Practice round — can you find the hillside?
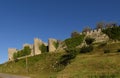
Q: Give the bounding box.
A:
[0,42,120,78]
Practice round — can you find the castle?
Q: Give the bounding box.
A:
[8,29,109,61]
[8,38,59,61]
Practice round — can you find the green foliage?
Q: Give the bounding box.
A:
[53,42,59,49]
[65,35,85,49]
[88,74,116,78]
[58,49,79,66]
[23,46,31,55]
[80,46,93,53]
[39,44,48,53]
[71,31,80,38]
[102,26,120,41]
[85,37,95,45]
[13,52,17,59]
[13,46,31,59]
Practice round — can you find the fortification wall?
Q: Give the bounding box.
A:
[8,29,110,61]
[34,38,42,55]
[84,29,109,43]
[48,38,57,52]
[8,48,17,61]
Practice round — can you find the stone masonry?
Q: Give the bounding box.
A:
[8,29,110,61]
[48,38,58,52]
[34,38,43,55]
[8,48,17,61]
[84,29,109,43]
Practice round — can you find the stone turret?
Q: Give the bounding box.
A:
[48,38,58,52]
[34,38,43,55]
[8,48,17,61]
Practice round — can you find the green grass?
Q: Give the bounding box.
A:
[57,53,120,78]
[0,42,120,78]
[0,52,64,78]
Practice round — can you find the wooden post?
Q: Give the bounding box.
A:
[26,56,28,73]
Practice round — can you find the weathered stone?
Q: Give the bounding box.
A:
[8,48,17,61]
[85,29,109,43]
[48,38,58,52]
[34,38,42,55]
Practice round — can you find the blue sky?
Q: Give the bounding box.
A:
[0,0,120,63]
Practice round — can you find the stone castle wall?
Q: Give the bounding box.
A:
[83,29,109,43]
[8,48,17,61]
[34,38,42,55]
[48,38,57,52]
[8,29,109,61]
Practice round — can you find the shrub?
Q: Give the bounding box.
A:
[71,31,80,38]
[65,35,85,49]
[58,48,79,66]
[102,26,120,41]
[53,41,59,49]
[39,44,48,53]
[104,49,110,53]
[80,46,93,53]
[13,46,31,59]
[85,37,95,45]
[13,52,17,59]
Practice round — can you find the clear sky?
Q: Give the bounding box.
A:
[0,0,120,64]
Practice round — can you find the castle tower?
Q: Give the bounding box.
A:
[48,38,57,52]
[8,48,17,61]
[34,38,42,55]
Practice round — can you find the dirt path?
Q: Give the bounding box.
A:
[0,73,30,78]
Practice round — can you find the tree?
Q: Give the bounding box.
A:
[23,46,31,55]
[39,44,48,53]
[96,22,105,29]
[102,26,120,41]
[82,26,91,32]
[71,31,80,38]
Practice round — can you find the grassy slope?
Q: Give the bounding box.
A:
[0,42,120,78]
[57,53,120,78]
[0,52,64,78]
[57,42,120,78]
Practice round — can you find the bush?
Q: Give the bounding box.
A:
[71,31,80,38]
[80,46,93,53]
[58,48,79,66]
[85,37,95,45]
[13,46,31,59]
[65,35,85,49]
[39,44,48,53]
[102,26,120,41]
[104,49,110,53]
[53,42,59,49]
